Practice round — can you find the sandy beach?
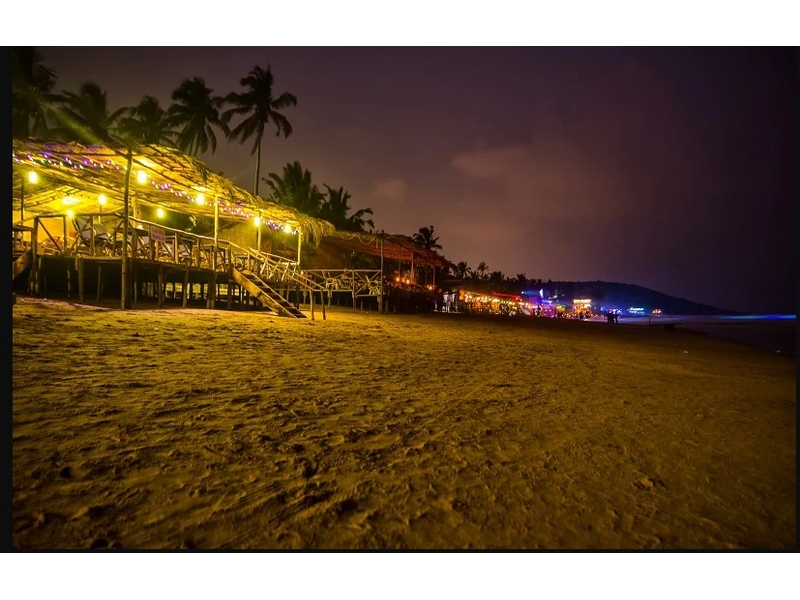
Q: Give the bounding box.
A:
[11,297,796,549]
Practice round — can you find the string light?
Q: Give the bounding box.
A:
[13,148,301,229]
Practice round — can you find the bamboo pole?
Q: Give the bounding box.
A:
[96,265,102,303]
[158,265,165,308]
[297,229,302,269]
[379,232,384,314]
[29,217,38,295]
[121,148,133,309]
[182,268,189,308]
[209,200,219,310]
[77,258,85,302]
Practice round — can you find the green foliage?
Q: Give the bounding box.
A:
[167,77,228,156]
[412,225,442,251]
[223,65,297,196]
[117,96,177,146]
[12,47,58,139]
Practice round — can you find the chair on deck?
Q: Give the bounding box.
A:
[72,218,112,254]
[159,237,192,264]
[110,221,151,258]
[129,226,151,258]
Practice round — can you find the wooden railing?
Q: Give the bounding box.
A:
[26,213,384,306]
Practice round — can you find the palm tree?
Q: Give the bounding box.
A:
[168,77,228,156]
[12,47,58,139]
[475,262,489,280]
[265,161,324,216]
[489,271,505,287]
[320,185,375,232]
[455,261,472,280]
[412,225,442,251]
[223,65,297,196]
[117,95,177,147]
[48,82,127,145]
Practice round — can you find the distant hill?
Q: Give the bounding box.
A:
[541,281,735,316]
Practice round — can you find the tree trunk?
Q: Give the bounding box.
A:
[254,135,262,196]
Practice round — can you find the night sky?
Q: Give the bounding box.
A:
[38,47,796,314]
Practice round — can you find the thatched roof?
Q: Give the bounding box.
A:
[12,139,336,244]
[322,230,452,269]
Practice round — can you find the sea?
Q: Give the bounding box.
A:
[619,314,797,358]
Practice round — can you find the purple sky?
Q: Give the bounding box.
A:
[39,47,796,313]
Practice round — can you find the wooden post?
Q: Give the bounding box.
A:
[297,229,302,269]
[29,217,38,295]
[96,265,102,303]
[158,265,165,308]
[310,287,315,321]
[352,270,356,311]
[322,290,326,320]
[19,175,25,225]
[133,268,138,304]
[121,148,133,309]
[227,279,233,310]
[182,268,189,307]
[77,258,85,302]
[379,232,384,314]
[66,259,72,298]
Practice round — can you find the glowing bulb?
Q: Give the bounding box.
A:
[157,207,165,218]
[254,216,261,227]
[28,171,39,184]
[98,194,107,206]
[283,224,292,234]
[195,193,205,205]
[66,209,74,217]
[136,170,148,184]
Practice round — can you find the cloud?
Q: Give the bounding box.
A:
[365,178,409,208]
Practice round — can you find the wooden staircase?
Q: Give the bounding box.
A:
[231,268,306,318]
[13,249,32,281]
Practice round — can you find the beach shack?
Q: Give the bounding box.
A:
[12,139,451,317]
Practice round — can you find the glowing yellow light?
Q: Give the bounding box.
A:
[195,193,205,205]
[283,224,292,234]
[28,171,39,184]
[61,196,79,205]
[98,194,107,206]
[395,277,400,282]
[66,209,74,217]
[136,170,148,184]
[157,207,165,218]
[254,216,262,227]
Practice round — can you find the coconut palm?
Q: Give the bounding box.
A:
[48,82,127,145]
[223,65,297,196]
[412,225,442,251]
[117,95,177,147]
[455,261,472,280]
[264,161,324,216]
[475,262,489,280]
[320,185,375,232]
[168,77,228,156]
[12,47,58,139]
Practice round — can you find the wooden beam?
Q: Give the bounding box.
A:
[121,148,133,309]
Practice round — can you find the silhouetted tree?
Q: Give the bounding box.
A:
[168,77,228,156]
[223,65,297,196]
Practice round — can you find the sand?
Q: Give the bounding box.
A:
[11,296,796,549]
